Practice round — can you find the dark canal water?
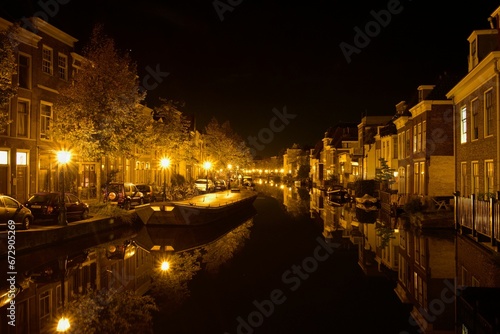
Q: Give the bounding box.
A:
[1,184,421,334]
[153,185,418,334]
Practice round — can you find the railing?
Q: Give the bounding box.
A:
[455,193,500,250]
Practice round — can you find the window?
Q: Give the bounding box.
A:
[461,106,467,143]
[414,162,419,194]
[392,137,399,159]
[471,99,479,140]
[485,90,494,136]
[406,130,410,157]
[414,235,420,265]
[422,121,426,152]
[16,152,27,165]
[39,290,52,330]
[58,53,68,80]
[17,100,29,138]
[485,160,494,195]
[18,54,31,89]
[417,123,422,152]
[413,125,417,152]
[40,103,52,140]
[461,162,468,197]
[472,162,479,195]
[42,46,53,75]
[419,162,425,195]
[398,167,406,194]
[0,151,7,165]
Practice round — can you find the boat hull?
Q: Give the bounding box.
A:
[135,190,258,226]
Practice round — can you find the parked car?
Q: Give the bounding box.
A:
[104,182,144,210]
[135,184,156,203]
[0,195,33,230]
[194,179,215,193]
[214,180,227,191]
[25,192,89,223]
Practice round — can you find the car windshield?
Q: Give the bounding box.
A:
[28,194,56,203]
[195,180,207,184]
[136,185,150,192]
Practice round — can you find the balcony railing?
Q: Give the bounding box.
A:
[455,193,500,249]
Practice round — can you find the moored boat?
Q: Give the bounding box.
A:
[135,189,258,226]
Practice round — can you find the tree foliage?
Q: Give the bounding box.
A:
[375,158,395,188]
[65,288,158,334]
[0,25,18,133]
[52,24,147,160]
[204,117,252,171]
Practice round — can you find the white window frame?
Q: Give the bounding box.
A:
[18,52,32,89]
[471,98,479,141]
[471,161,479,195]
[485,89,494,137]
[16,99,30,138]
[461,106,467,143]
[42,45,53,75]
[40,101,52,140]
[485,160,494,195]
[58,53,68,80]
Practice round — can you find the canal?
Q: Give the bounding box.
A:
[0,184,422,333]
[153,184,418,334]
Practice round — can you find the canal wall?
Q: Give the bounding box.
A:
[0,215,136,256]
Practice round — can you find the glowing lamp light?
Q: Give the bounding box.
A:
[203,161,212,170]
[56,317,70,332]
[160,158,171,169]
[56,150,71,164]
[161,261,170,271]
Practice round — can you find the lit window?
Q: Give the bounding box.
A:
[485,160,494,195]
[16,152,27,165]
[461,106,467,143]
[0,151,7,165]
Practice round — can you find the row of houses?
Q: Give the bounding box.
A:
[0,16,211,204]
[292,5,500,334]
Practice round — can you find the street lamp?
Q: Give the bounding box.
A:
[56,255,70,332]
[160,158,171,201]
[203,161,212,192]
[56,150,71,226]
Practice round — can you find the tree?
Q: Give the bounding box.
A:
[204,117,252,171]
[0,25,18,133]
[52,24,147,160]
[375,158,395,189]
[297,164,310,180]
[65,288,158,334]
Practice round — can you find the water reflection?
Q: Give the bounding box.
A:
[254,179,311,218]
[0,208,256,333]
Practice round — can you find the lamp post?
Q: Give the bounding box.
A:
[203,161,212,192]
[56,255,70,332]
[56,150,71,226]
[160,158,171,201]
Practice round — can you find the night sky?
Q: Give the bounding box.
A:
[1,0,499,157]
